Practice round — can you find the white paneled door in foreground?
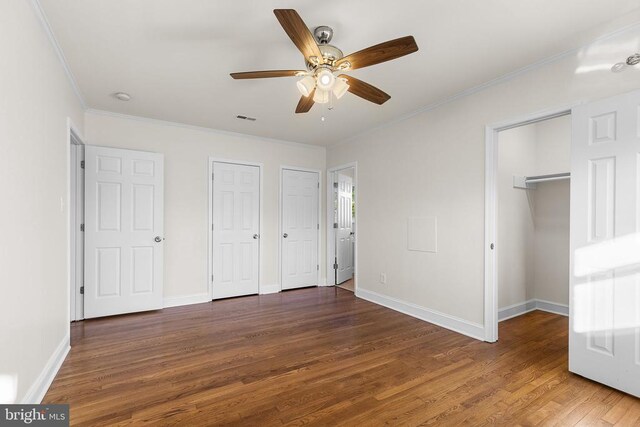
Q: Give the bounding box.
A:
[212,162,260,299]
[282,169,319,290]
[570,90,640,397]
[84,146,164,318]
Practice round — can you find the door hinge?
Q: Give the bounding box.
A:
[80,223,85,232]
[317,224,319,230]
[333,182,338,189]
[333,262,338,270]
[80,286,84,294]
[317,264,319,271]
[317,182,320,189]
[80,160,85,169]
[333,223,338,229]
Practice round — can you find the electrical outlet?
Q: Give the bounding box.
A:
[380,273,387,284]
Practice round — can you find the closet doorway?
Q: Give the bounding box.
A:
[496,114,571,329]
[485,109,572,342]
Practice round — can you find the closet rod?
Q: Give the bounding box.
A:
[525,172,570,184]
[513,172,570,189]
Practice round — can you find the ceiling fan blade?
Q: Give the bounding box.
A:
[339,75,390,105]
[230,70,305,79]
[296,89,315,113]
[274,9,323,62]
[336,36,418,70]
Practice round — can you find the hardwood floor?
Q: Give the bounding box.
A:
[337,277,354,292]
[45,287,639,426]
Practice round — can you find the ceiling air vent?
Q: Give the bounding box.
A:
[236,115,257,121]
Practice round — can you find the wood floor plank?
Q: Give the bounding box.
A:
[43,288,639,426]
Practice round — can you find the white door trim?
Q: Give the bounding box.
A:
[326,162,358,292]
[483,104,578,342]
[208,157,263,300]
[279,166,322,291]
[67,118,85,322]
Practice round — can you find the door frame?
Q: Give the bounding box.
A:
[483,104,577,342]
[278,166,322,291]
[326,162,358,291]
[208,157,263,300]
[68,118,85,322]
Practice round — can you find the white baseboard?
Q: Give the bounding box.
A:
[356,288,485,341]
[499,299,568,321]
[21,332,70,404]
[535,299,569,316]
[498,299,537,321]
[259,284,281,294]
[163,293,210,308]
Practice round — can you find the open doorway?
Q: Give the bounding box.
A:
[485,110,572,341]
[327,163,357,292]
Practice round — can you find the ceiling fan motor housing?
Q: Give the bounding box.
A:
[314,26,333,44]
[303,26,344,70]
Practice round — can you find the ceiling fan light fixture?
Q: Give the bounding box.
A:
[313,89,330,104]
[332,78,349,99]
[296,76,316,97]
[316,69,336,91]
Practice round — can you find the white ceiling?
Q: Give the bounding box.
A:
[39,0,640,146]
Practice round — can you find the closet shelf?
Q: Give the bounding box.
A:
[513,172,570,189]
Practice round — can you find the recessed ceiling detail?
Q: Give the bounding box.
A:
[114,92,131,101]
[611,53,640,73]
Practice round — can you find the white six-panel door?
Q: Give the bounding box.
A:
[212,162,260,299]
[336,172,354,284]
[570,90,640,397]
[84,146,164,318]
[282,169,319,290]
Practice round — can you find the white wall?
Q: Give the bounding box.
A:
[533,116,571,305]
[0,1,84,403]
[497,115,571,311]
[533,180,570,305]
[327,26,640,328]
[84,112,327,301]
[497,125,537,309]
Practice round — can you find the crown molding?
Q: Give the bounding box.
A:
[85,109,326,151]
[30,0,87,109]
[329,20,640,149]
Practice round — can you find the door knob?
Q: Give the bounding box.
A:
[283,233,288,238]
[253,234,259,239]
[154,236,163,243]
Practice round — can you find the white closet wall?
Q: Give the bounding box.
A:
[532,117,571,306]
[498,115,570,313]
[497,125,537,309]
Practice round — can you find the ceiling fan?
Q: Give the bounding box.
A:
[230,9,419,113]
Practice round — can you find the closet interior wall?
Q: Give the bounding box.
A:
[497,115,571,316]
